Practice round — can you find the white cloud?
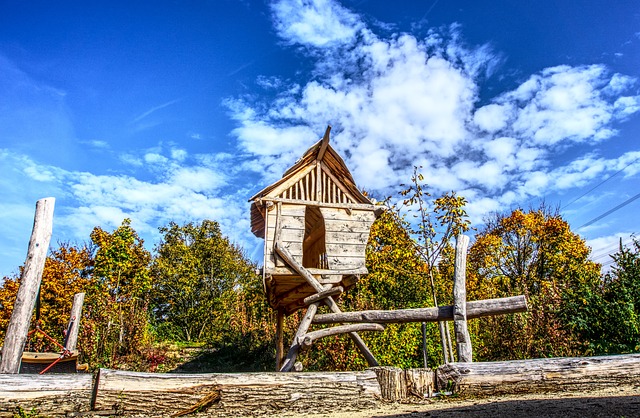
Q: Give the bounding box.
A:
[270,0,364,47]
[228,1,640,236]
[474,104,512,133]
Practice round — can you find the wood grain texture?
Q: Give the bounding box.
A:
[0,373,92,417]
[313,295,528,324]
[436,353,640,395]
[92,368,381,416]
[452,235,471,362]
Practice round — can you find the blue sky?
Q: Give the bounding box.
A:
[1,0,639,277]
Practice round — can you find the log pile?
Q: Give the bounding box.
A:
[1,354,640,416]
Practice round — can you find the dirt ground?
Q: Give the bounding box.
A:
[277,385,640,418]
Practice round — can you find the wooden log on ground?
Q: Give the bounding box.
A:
[0,373,92,417]
[452,235,472,362]
[92,368,381,416]
[313,295,528,324]
[0,198,55,374]
[436,353,640,395]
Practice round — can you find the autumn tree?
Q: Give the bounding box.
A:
[466,206,601,360]
[0,243,93,352]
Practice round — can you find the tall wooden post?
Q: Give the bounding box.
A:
[275,309,285,371]
[0,198,55,374]
[65,292,85,352]
[452,234,472,362]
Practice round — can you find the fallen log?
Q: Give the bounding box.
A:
[91,368,381,416]
[312,295,527,324]
[0,373,92,417]
[436,353,640,395]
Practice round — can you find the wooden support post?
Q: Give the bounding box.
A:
[0,198,55,374]
[65,292,85,352]
[275,243,379,367]
[280,302,320,372]
[453,235,472,362]
[275,309,285,371]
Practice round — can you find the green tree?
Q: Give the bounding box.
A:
[151,220,259,343]
[565,236,640,355]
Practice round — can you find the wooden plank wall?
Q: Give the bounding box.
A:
[265,204,305,271]
[320,208,375,270]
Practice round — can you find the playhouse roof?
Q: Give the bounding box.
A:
[249,126,374,238]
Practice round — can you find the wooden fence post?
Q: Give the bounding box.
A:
[452,234,472,362]
[65,292,85,352]
[0,198,55,374]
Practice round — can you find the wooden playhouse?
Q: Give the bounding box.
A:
[249,126,383,370]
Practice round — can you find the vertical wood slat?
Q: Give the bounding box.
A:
[453,234,472,362]
[0,197,55,374]
[315,163,321,201]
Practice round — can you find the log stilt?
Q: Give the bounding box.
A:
[275,243,379,367]
[280,302,320,372]
[275,309,285,371]
[64,292,85,352]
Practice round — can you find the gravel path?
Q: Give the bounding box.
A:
[276,385,640,418]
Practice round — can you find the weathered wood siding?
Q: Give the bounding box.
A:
[320,208,375,270]
[265,204,305,271]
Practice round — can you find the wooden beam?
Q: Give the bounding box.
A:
[317,125,331,162]
[258,197,375,211]
[301,323,384,348]
[303,286,344,306]
[0,198,55,374]
[274,243,379,367]
[312,295,528,324]
[275,309,285,371]
[452,235,471,362]
[280,302,320,372]
[436,353,640,395]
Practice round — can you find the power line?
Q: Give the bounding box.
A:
[578,191,640,230]
[590,238,635,260]
[562,156,640,211]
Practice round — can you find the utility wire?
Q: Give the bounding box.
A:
[562,156,640,210]
[578,191,640,230]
